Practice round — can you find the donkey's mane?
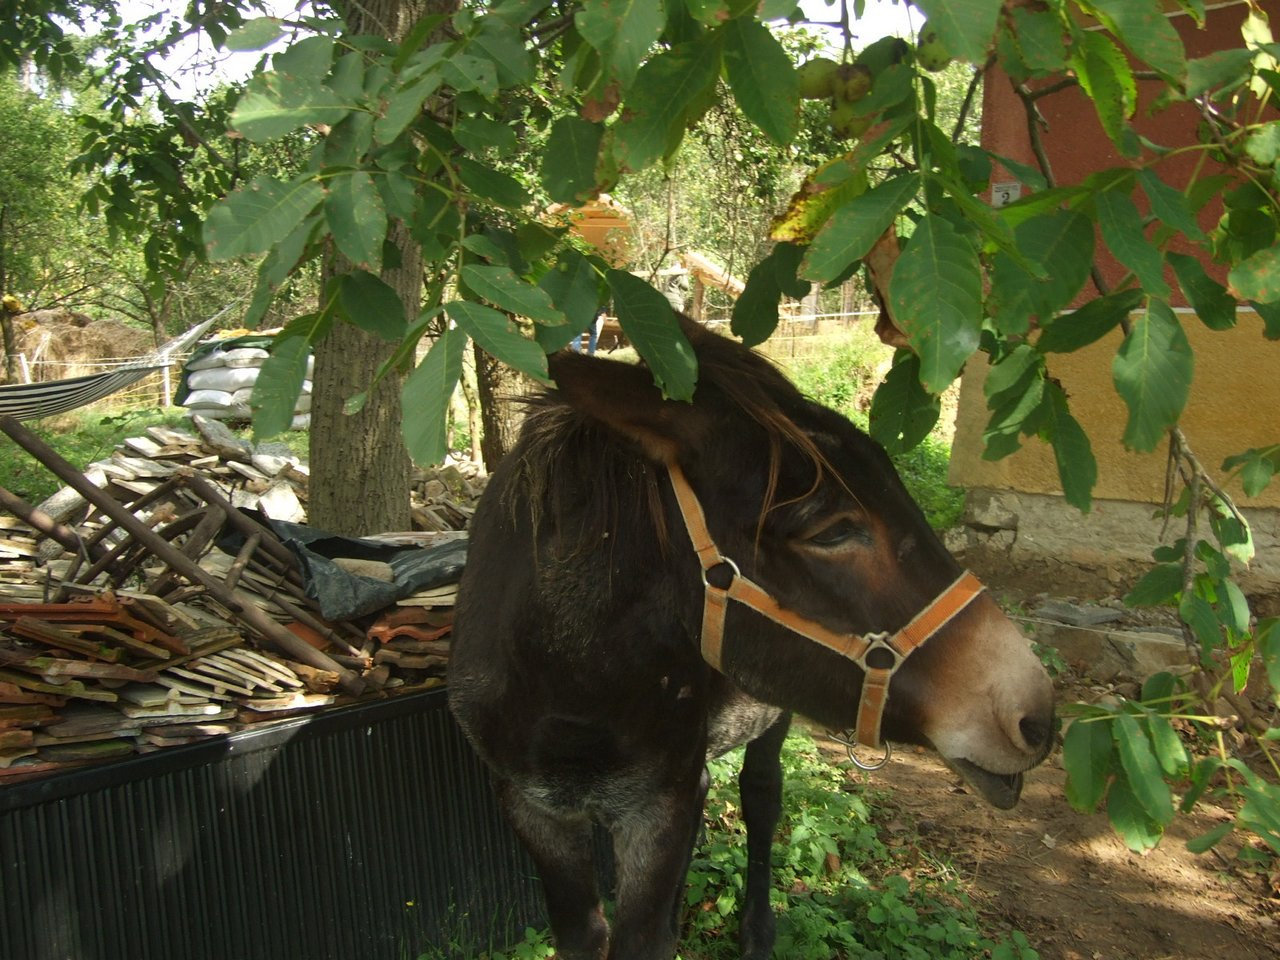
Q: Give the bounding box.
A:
[502,328,829,560]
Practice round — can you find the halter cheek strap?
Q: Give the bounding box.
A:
[667,463,985,751]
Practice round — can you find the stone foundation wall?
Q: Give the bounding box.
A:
[950,488,1280,614]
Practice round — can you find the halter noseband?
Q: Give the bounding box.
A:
[667,463,985,760]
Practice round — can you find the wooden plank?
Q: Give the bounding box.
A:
[0,669,118,703]
[8,617,123,662]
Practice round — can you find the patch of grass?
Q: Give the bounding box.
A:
[677,732,1037,960]
[783,335,965,531]
[0,406,308,503]
[1,408,187,502]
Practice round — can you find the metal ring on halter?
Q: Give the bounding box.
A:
[827,729,892,771]
[701,555,740,590]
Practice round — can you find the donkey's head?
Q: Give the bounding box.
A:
[548,319,1055,807]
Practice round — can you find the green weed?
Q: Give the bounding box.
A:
[676,732,1037,959]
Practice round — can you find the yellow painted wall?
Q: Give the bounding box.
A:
[949,310,1280,509]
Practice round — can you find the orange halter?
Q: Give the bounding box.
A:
[667,463,985,760]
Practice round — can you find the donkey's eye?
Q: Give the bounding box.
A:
[804,516,866,548]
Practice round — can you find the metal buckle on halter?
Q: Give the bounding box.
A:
[851,631,902,675]
[827,728,893,771]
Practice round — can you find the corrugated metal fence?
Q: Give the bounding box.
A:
[0,690,545,960]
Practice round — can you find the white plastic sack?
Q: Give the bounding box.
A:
[187,366,260,392]
[183,388,234,407]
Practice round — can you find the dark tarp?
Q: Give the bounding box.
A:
[221,513,467,621]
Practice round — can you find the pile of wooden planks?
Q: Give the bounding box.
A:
[0,415,475,782]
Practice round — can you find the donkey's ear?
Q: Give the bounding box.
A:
[547,350,706,464]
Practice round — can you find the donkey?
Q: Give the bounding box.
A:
[448,316,1055,960]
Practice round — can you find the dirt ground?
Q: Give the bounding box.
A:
[844,674,1280,960]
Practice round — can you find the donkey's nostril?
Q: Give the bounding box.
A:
[1018,714,1054,753]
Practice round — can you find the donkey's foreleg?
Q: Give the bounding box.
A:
[496,780,609,960]
[607,768,709,960]
[737,713,790,960]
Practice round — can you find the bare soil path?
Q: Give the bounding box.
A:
[848,695,1279,960]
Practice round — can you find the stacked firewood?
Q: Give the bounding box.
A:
[0,415,478,781]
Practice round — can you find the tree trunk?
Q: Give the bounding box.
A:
[0,204,15,383]
[309,228,417,537]
[472,342,525,470]
[308,0,446,536]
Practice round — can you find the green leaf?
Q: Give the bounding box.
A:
[402,325,467,467]
[1008,6,1068,74]
[1115,711,1174,824]
[769,158,870,246]
[1223,447,1279,497]
[913,0,1002,64]
[244,212,322,328]
[982,345,1045,460]
[1228,242,1280,304]
[375,73,442,145]
[732,242,807,347]
[470,15,534,87]
[537,250,606,352]
[1036,288,1142,353]
[1062,717,1113,812]
[225,17,283,52]
[1180,591,1222,654]
[607,269,697,401]
[1039,381,1097,512]
[337,271,405,342]
[274,35,334,80]
[1186,821,1234,854]
[1141,671,1177,704]
[441,53,498,98]
[887,213,983,393]
[1181,755,1225,813]
[461,264,565,326]
[722,16,797,146]
[325,170,386,270]
[988,209,1094,334]
[1106,776,1163,852]
[1095,186,1171,298]
[446,300,549,382]
[576,0,666,89]
[205,174,325,261]
[1138,169,1205,242]
[869,351,941,455]
[1167,252,1237,330]
[801,174,919,284]
[251,334,313,440]
[1254,299,1280,339]
[1145,713,1189,777]
[1088,0,1186,79]
[1244,120,1280,168]
[1184,47,1254,97]
[610,39,721,174]
[541,116,605,204]
[1112,300,1193,452]
[325,111,376,167]
[1257,619,1280,693]
[455,157,529,209]
[1070,29,1136,150]
[1125,562,1184,607]
[454,116,518,155]
[232,71,353,142]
